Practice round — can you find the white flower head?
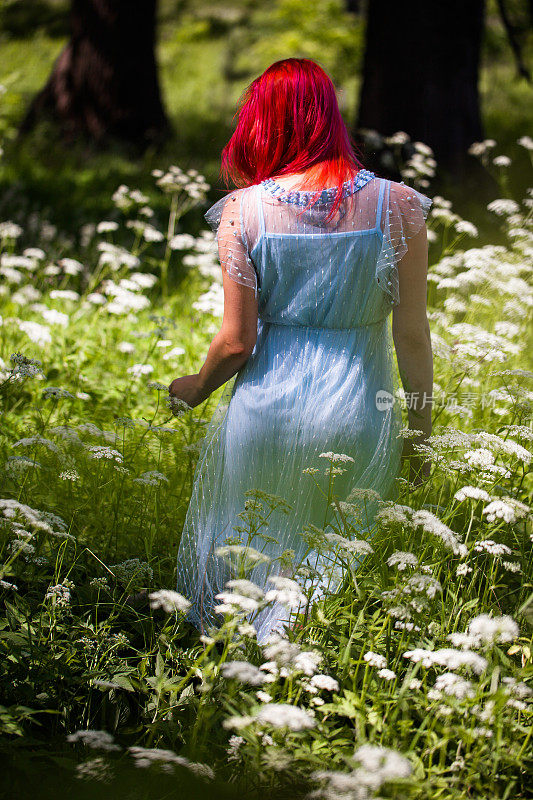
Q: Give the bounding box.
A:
[148,589,191,614]
[220,661,267,686]
[364,651,387,669]
[265,574,306,609]
[309,674,339,692]
[67,729,121,752]
[255,703,315,731]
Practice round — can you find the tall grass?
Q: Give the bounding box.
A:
[0,81,532,798]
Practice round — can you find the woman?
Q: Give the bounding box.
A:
[169,58,433,643]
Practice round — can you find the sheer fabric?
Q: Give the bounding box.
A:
[176,172,432,643]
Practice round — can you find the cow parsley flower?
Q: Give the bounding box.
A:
[318,452,355,463]
[429,672,475,700]
[49,289,80,302]
[45,582,74,607]
[454,486,492,503]
[473,539,512,556]
[134,470,169,486]
[255,703,315,731]
[214,592,261,615]
[18,320,52,347]
[127,363,154,378]
[87,446,123,463]
[353,743,412,788]
[447,613,519,649]
[225,579,265,601]
[309,674,339,692]
[220,661,267,686]
[148,590,191,614]
[387,550,418,570]
[67,729,121,752]
[378,669,396,681]
[482,498,530,524]
[127,746,214,779]
[293,650,322,677]
[364,652,387,669]
[265,575,306,609]
[411,509,465,555]
[403,647,487,675]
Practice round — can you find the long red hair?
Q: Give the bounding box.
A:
[220,58,366,220]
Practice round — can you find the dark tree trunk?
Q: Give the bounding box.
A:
[19,0,170,148]
[345,0,361,14]
[356,0,486,177]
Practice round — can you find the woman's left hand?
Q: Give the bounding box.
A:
[168,374,205,409]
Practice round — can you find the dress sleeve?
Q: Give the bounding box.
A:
[375,180,433,307]
[204,187,260,298]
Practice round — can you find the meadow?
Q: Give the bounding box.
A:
[1,4,533,797]
[1,123,532,797]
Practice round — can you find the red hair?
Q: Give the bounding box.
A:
[220,58,366,220]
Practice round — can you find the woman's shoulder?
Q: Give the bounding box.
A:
[385,179,433,218]
[204,186,259,234]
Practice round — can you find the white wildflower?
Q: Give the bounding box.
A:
[87,446,123,463]
[474,539,512,556]
[482,498,530,524]
[256,703,315,731]
[430,672,475,700]
[67,729,121,752]
[18,320,52,347]
[220,661,267,686]
[318,452,355,463]
[148,590,191,614]
[387,550,418,570]
[447,613,519,649]
[265,575,306,609]
[127,363,154,378]
[378,668,396,681]
[403,647,487,675]
[411,509,465,555]
[224,579,265,601]
[309,674,339,692]
[49,289,80,301]
[454,486,492,503]
[97,221,119,233]
[45,579,75,605]
[364,652,387,669]
[118,341,136,354]
[214,592,261,615]
[162,346,186,360]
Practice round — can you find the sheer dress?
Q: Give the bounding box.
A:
[176,170,433,642]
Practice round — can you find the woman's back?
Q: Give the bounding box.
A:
[176,169,433,643]
[208,171,432,329]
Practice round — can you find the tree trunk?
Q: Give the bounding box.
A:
[19,0,170,148]
[356,0,486,177]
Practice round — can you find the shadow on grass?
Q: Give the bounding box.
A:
[4,743,314,800]
[1,0,70,38]
[0,111,236,235]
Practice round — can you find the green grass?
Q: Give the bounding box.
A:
[0,156,531,798]
[0,3,532,797]
[1,0,529,239]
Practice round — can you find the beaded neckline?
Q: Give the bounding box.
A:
[260,169,376,206]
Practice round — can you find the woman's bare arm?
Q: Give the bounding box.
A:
[193,272,258,404]
[391,223,433,481]
[169,190,258,409]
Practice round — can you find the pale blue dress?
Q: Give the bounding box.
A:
[176,170,432,643]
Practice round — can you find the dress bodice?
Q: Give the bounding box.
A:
[204,172,433,328]
[251,178,388,328]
